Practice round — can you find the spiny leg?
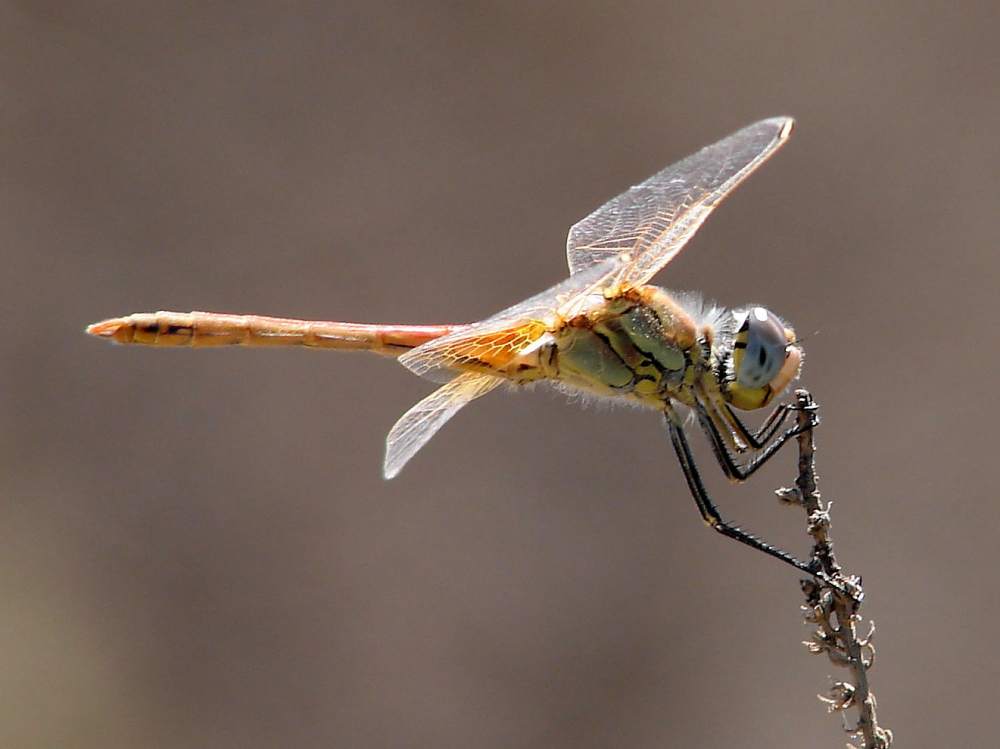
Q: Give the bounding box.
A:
[696,392,791,457]
[723,401,792,450]
[697,409,795,482]
[663,403,818,574]
[701,387,794,453]
[698,398,816,482]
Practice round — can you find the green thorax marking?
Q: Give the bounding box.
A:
[547,292,706,407]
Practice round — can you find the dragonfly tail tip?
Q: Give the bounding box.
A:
[86,318,128,343]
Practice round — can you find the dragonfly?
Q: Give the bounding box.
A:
[89,116,816,573]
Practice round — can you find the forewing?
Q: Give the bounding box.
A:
[566,117,793,285]
[383,372,502,478]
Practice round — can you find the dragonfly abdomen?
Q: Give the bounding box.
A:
[87,311,461,356]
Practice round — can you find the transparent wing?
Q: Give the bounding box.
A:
[398,118,793,386]
[383,371,502,478]
[566,117,794,285]
[398,258,626,382]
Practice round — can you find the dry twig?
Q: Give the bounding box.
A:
[775,390,892,749]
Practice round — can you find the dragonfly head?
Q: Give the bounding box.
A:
[725,306,802,410]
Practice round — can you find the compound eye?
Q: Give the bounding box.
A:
[736,307,789,388]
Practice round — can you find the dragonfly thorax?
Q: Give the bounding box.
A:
[528,286,710,408]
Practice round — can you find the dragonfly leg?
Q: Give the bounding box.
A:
[700,386,795,452]
[727,401,793,449]
[663,405,818,574]
[697,399,818,482]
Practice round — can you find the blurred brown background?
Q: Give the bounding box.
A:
[4,2,999,747]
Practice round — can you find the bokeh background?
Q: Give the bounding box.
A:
[4,3,999,747]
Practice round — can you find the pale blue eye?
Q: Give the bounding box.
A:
[737,307,788,388]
